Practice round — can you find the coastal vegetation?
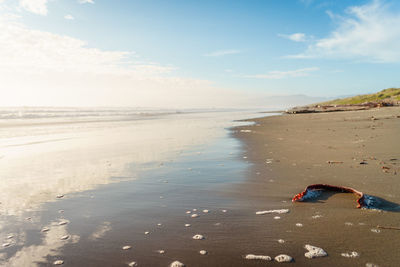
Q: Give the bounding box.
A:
[320,88,400,105]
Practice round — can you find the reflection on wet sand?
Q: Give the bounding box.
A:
[4,221,79,267]
[0,110,262,266]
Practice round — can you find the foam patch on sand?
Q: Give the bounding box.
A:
[245,254,271,261]
[304,244,327,258]
[341,251,359,258]
[274,254,293,262]
[256,209,289,215]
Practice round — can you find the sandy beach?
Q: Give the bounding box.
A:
[1,107,399,266]
[232,106,400,266]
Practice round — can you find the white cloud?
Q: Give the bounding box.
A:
[291,0,400,62]
[204,49,240,57]
[246,67,319,79]
[0,14,251,108]
[64,14,74,20]
[278,33,306,42]
[78,0,94,4]
[19,0,48,15]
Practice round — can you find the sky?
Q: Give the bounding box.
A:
[1,0,400,108]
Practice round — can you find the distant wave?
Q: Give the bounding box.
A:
[0,107,184,120]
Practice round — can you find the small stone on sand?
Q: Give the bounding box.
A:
[7,235,14,239]
[274,254,293,262]
[144,231,150,235]
[345,222,353,226]
[58,221,68,226]
[202,209,209,213]
[304,244,328,258]
[170,261,185,267]
[312,215,322,219]
[277,239,285,244]
[191,214,199,218]
[58,210,64,213]
[128,262,137,267]
[60,235,69,240]
[2,243,11,248]
[56,195,64,199]
[371,228,380,233]
[192,234,205,240]
[41,227,50,232]
[157,223,162,226]
[186,211,191,214]
[158,250,165,254]
[53,260,64,265]
[122,246,132,250]
[184,224,191,227]
[222,209,227,213]
[256,209,289,215]
[192,209,197,211]
[199,250,207,255]
[245,254,271,261]
[341,251,359,258]
[295,223,303,227]
[365,263,379,267]
[274,216,281,220]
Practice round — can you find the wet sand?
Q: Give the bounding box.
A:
[232,106,400,267]
[1,108,399,266]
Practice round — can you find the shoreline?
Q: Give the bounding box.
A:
[232,106,400,266]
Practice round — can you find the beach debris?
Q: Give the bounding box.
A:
[144,231,150,235]
[360,161,368,165]
[184,224,191,227]
[240,130,252,133]
[2,243,11,248]
[41,227,50,232]
[345,222,353,226]
[60,235,70,240]
[295,223,303,227]
[326,161,344,164]
[157,250,165,254]
[370,228,380,233]
[341,251,359,258]
[192,234,205,240]
[274,254,293,262]
[199,250,207,255]
[274,216,281,220]
[245,254,271,261]
[170,261,185,267]
[202,209,209,213]
[122,245,132,250]
[365,263,379,267]
[292,184,371,209]
[304,244,328,258]
[128,262,137,267]
[58,221,68,226]
[277,239,285,244]
[56,195,64,199]
[53,260,64,265]
[377,225,400,230]
[256,209,289,215]
[191,214,199,218]
[222,209,227,213]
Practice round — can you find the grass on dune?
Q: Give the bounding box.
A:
[320,88,400,105]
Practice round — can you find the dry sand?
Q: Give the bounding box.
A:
[232,106,400,266]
